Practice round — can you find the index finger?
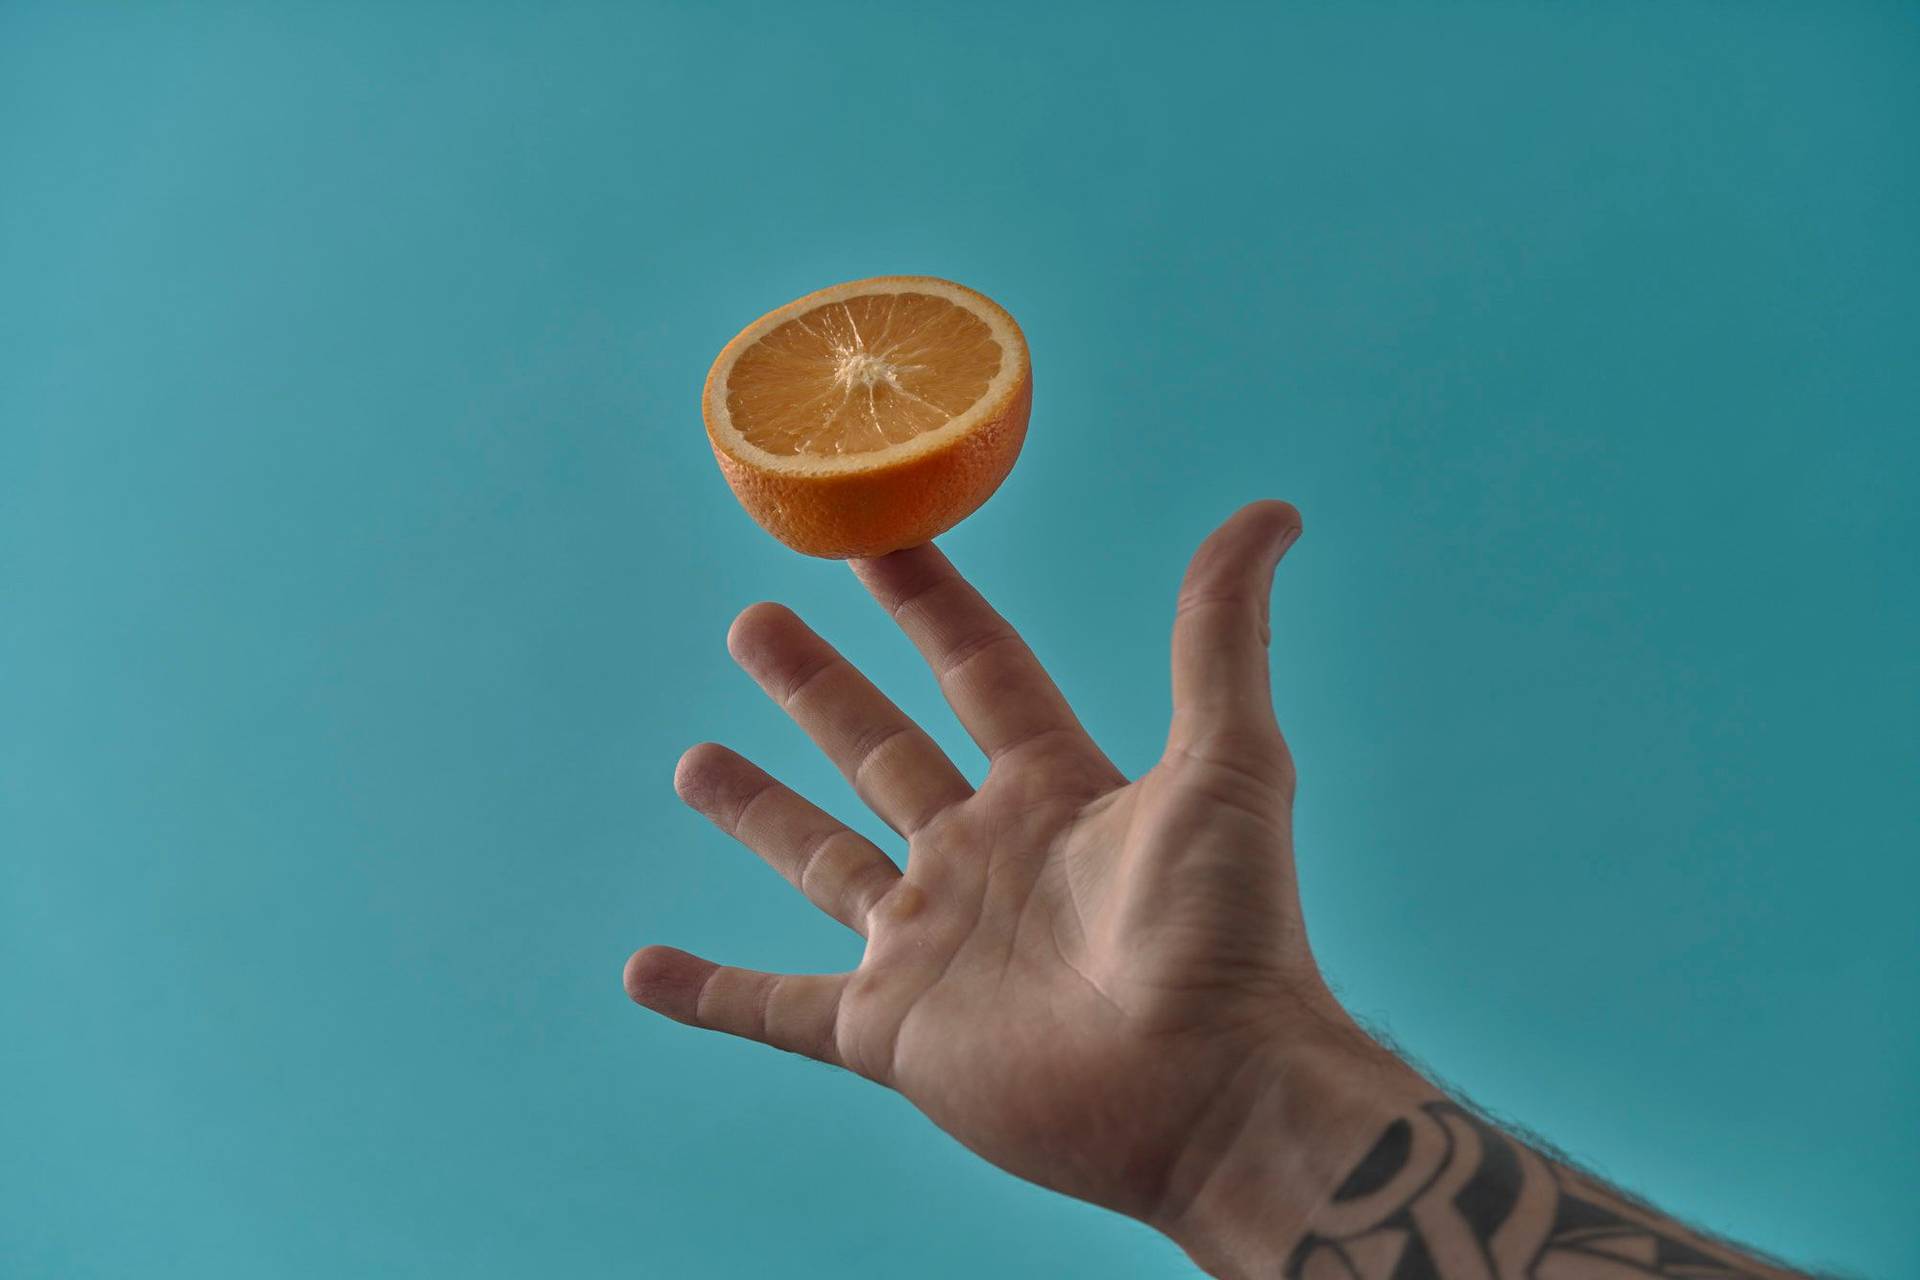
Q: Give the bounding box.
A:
[850,544,1108,770]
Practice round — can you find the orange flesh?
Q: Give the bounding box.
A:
[725,291,1004,458]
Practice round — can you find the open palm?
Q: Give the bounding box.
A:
[627,500,1357,1227]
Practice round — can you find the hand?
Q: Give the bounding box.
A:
[625,501,1416,1250]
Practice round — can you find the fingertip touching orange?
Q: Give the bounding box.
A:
[702,275,1032,559]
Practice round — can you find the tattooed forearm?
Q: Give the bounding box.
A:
[1284,1103,1784,1280]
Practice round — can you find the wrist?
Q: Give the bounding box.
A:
[1152,1015,1438,1280]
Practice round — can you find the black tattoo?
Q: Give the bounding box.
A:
[1285,1102,1767,1279]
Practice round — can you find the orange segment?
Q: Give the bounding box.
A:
[703,276,1032,558]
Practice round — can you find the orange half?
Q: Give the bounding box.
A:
[702,275,1032,558]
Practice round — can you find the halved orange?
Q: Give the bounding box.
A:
[702,275,1032,559]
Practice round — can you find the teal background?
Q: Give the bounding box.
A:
[4,2,1916,1276]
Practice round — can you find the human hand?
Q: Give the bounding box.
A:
[625,501,1425,1258]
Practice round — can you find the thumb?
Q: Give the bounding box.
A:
[1165,499,1302,756]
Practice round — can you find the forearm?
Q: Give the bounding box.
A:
[1156,1031,1811,1280]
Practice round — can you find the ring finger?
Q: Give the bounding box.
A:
[726,601,972,837]
[674,742,902,935]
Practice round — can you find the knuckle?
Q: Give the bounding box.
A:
[936,626,1021,682]
[793,827,848,898]
[1170,728,1292,789]
[848,723,913,784]
[843,965,890,1006]
[1173,588,1254,621]
[883,566,955,623]
[872,880,926,928]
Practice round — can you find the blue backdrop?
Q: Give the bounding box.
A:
[4,3,1915,1276]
